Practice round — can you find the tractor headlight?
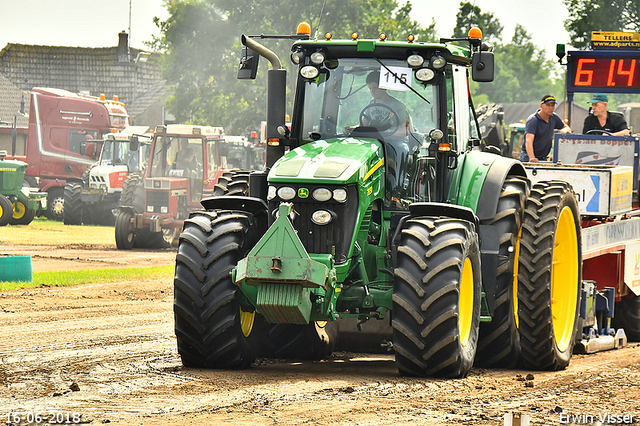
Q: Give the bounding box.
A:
[416,68,435,82]
[267,185,277,200]
[277,186,296,200]
[332,188,348,203]
[311,209,332,225]
[431,54,446,69]
[147,205,154,213]
[300,66,319,79]
[312,187,332,202]
[310,51,325,65]
[160,206,168,213]
[407,54,424,67]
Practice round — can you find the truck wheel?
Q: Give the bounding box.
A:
[63,182,83,225]
[174,210,263,369]
[10,200,36,225]
[475,176,528,368]
[0,195,14,226]
[259,321,339,360]
[115,211,136,250]
[46,188,64,221]
[518,181,581,370]
[393,217,482,378]
[612,295,640,342]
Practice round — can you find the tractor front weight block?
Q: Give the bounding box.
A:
[234,203,331,324]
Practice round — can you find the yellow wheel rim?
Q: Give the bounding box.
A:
[551,206,579,352]
[13,201,26,220]
[240,308,255,338]
[459,257,474,346]
[513,228,522,329]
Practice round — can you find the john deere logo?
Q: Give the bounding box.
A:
[298,188,309,198]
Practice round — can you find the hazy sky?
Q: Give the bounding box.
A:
[0,0,571,60]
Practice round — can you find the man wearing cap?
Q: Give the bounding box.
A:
[520,95,571,163]
[582,93,630,136]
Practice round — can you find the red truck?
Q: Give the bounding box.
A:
[17,88,129,220]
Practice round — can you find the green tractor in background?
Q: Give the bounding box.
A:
[173,25,583,377]
[0,151,47,225]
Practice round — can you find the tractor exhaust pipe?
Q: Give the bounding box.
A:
[241,35,286,168]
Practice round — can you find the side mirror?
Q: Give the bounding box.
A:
[84,141,96,157]
[471,51,494,82]
[129,135,139,152]
[237,46,260,80]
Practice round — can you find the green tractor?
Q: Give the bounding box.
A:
[0,151,47,225]
[173,26,583,377]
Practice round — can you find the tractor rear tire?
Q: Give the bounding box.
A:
[115,211,136,250]
[0,194,13,226]
[63,182,83,225]
[174,210,264,369]
[10,200,36,225]
[225,171,250,196]
[612,295,640,342]
[518,181,582,370]
[259,321,339,360]
[119,172,144,212]
[474,176,528,368]
[393,217,482,378]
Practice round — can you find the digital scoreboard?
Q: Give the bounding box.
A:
[567,50,640,93]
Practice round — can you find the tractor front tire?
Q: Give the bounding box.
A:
[10,200,36,225]
[518,181,582,370]
[0,195,14,226]
[393,217,482,378]
[63,182,83,225]
[475,176,528,368]
[115,211,136,250]
[173,210,263,369]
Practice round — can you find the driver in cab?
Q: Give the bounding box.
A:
[362,70,411,136]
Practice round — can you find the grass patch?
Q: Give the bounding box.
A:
[0,217,115,246]
[0,264,175,291]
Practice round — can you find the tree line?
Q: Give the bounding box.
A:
[147,0,639,134]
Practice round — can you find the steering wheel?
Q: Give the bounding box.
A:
[359,103,400,136]
[586,129,613,136]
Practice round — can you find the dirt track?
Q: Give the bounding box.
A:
[1,243,640,425]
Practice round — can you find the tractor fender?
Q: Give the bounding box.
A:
[475,156,527,221]
[200,195,269,223]
[390,202,480,270]
[407,201,479,229]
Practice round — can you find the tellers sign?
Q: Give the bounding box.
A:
[567,50,640,93]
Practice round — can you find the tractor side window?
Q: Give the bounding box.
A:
[300,71,329,143]
[445,68,457,151]
[469,103,480,140]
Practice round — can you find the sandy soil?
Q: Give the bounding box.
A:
[1,243,639,425]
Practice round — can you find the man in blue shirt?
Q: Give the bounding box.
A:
[519,95,571,163]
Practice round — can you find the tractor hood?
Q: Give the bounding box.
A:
[268,137,384,185]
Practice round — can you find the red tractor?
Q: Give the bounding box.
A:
[114,124,255,249]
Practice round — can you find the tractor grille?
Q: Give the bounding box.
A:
[269,185,358,264]
[146,190,169,213]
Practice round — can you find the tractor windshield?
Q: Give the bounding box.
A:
[296,58,441,207]
[297,58,439,143]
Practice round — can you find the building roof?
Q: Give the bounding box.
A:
[0,33,167,126]
[0,74,29,128]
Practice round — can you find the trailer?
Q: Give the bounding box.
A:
[531,35,640,346]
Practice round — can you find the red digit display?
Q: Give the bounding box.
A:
[572,56,640,88]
